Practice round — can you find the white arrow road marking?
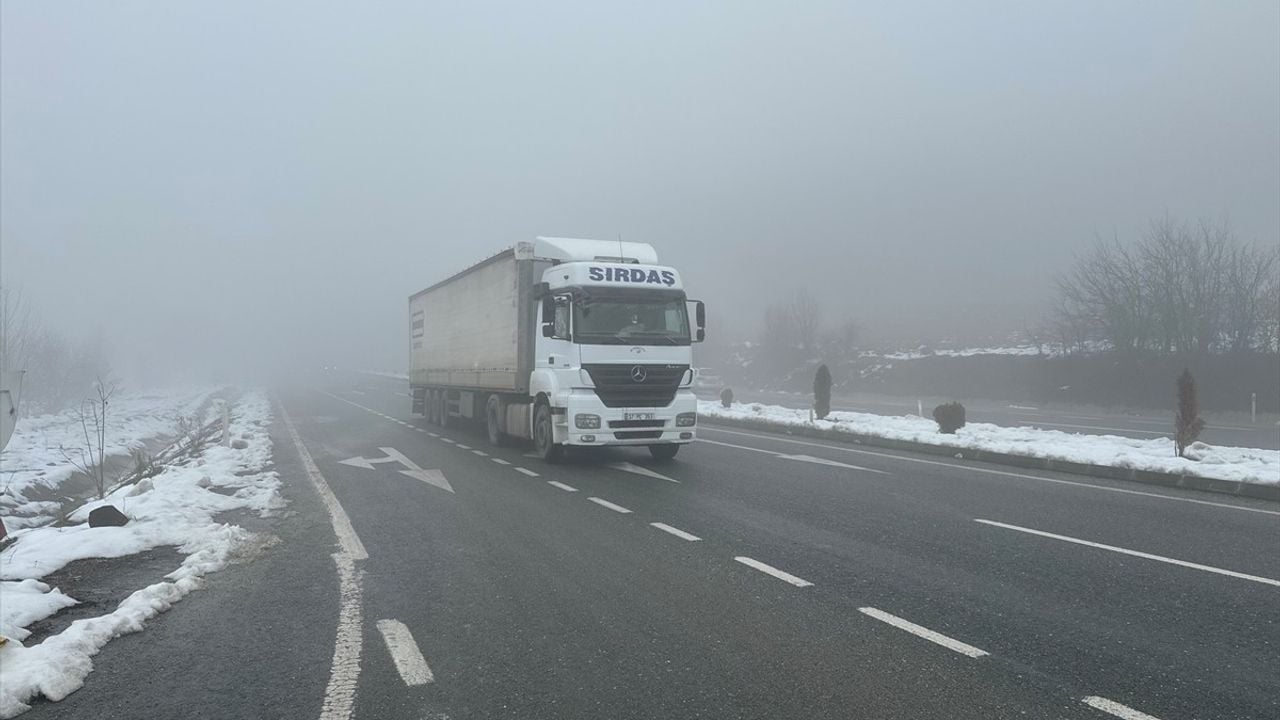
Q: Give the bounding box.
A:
[608,461,679,483]
[338,447,453,493]
[338,453,402,471]
[399,469,454,493]
[376,619,434,686]
[377,447,454,493]
[775,453,889,475]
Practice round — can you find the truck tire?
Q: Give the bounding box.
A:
[533,400,563,463]
[485,395,504,446]
[427,390,439,425]
[648,444,679,461]
[438,391,451,429]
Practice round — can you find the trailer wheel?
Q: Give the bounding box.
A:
[485,395,504,446]
[648,444,679,461]
[438,391,451,429]
[533,400,563,463]
[426,390,438,425]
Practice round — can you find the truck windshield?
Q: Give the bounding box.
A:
[573,291,690,345]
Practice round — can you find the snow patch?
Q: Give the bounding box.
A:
[700,401,1279,486]
[0,391,281,717]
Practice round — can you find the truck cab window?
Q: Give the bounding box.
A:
[553,296,571,339]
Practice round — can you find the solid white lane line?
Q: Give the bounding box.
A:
[650,522,701,541]
[699,427,1280,516]
[698,438,779,455]
[455,443,471,450]
[279,406,367,720]
[547,481,579,492]
[491,458,511,465]
[975,519,1280,587]
[1081,696,1162,720]
[514,467,539,477]
[734,556,813,587]
[858,607,989,658]
[472,450,489,456]
[588,497,633,514]
[321,553,364,719]
[376,619,434,686]
[280,407,368,561]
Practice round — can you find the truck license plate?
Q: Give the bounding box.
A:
[624,412,655,421]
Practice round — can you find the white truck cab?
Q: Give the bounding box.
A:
[528,238,703,460]
[408,237,705,462]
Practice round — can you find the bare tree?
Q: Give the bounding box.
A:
[1056,233,1150,355]
[787,289,822,352]
[58,377,119,499]
[0,287,37,375]
[1053,216,1272,357]
[1222,242,1278,353]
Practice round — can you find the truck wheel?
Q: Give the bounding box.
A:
[648,444,679,461]
[485,395,504,446]
[533,401,563,463]
[438,392,451,429]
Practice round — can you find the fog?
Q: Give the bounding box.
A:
[3,1,1278,386]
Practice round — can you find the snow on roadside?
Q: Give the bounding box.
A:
[0,388,217,529]
[699,400,1280,486]
[0,391,282,718]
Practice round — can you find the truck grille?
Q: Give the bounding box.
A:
[583,363,688,408]
[613,430,663,440]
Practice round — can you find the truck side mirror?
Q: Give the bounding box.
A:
[696,328,705,342]
[541,294,555,327]
[542,323,556,338]
[695,301,706,328]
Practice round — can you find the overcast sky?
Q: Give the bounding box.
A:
[3,1,1277,381]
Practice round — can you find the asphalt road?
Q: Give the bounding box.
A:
[715,387,1280,450]
[32,371,1279,720]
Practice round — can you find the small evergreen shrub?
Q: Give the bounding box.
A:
[1174,369,1205,457]
[813,364,833,419]
[720,387,734,408]
[933,402,966,434]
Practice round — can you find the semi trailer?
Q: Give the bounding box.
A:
[408,237,705,462]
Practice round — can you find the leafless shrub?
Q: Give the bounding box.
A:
[58,378,119,499]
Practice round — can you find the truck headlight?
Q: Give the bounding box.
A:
[676,412,696,427]
[575,413,601,429]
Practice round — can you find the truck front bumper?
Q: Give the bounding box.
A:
[556,389,697,447]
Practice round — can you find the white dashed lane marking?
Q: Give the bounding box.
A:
[514,467,539,477]
[547,481,579,492]
[650,523,701,541]
[376,619,434,686]
[734,557,813,588]
[588,497,633,514]
[491,458,511,466]
[1081,696,1163,720]
[858,607,988,658]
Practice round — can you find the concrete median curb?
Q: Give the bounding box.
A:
[699,415,1280,503]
